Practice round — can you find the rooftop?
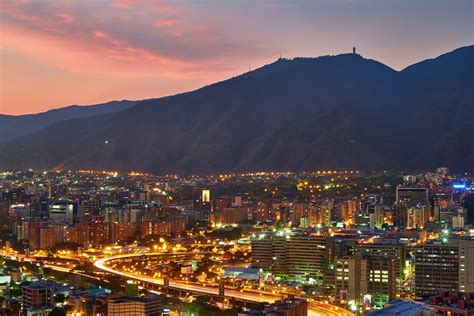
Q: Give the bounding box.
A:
[367,300,434,316]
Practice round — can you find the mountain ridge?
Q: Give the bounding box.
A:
[0,100,140,142]
[0,45,473,173]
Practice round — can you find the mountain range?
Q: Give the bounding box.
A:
[0,45,473,174]
[0,100,138,142]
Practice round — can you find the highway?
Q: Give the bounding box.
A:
[94,253,354,316]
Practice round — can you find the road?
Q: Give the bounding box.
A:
[0,251,103,282]
[94,253,354,316]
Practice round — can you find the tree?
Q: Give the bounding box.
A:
[49,307,68,316]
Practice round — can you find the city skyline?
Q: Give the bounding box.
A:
[1,0,473,115]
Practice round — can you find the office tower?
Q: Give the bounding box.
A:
[291,203,305,223]
[395,187,430,229]
[212,197,232,212]
[222,207,248,224]
[256,200,272,222]
[110,222,135,244]
[335,255,396,308]
[369,205,384,229]
[27,221,48,249]
[167,216,186,236]
[335,255,396,307]
[49,200,78,225]
[66,223,91,248]
[458,239,474,293]
[201,189,211,203]
[90,222,109,246]
[9,203,31,219]
[39,227,55,250]
[233,196,242,207]
[355,243,406,277]
[251,238,274,269]
[335,256,367,306]
[396,187,430,207]
[107,297,161,316]
[406,204,430,229]
[366,256,396,307]
[395,203,430,229]
[319,200,333,226]
[22,283,54,309]
[414,240,459,296]
[286,234,327,283]
[251,233,327,283]
[452,208,465,228]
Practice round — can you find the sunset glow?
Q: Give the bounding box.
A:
[1,0,472,114]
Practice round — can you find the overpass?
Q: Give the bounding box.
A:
[94,253,354,316]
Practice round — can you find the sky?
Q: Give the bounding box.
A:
[0,0,473,115]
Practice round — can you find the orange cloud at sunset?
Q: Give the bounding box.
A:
[0,0,472,115]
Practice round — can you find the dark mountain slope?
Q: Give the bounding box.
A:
[396,46,474,140]
[0,46,472,173]
[0,100,139,142]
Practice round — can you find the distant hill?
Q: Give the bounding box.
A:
[0,46,472,173]
[0,100,139,142]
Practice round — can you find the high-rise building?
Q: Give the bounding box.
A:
[396,187,430,207]
[356,243,406,278]
[232,196,242,207]
[256,200,272,222]
[272,236,288,276]
[459,239,474,293]
[406,205,430,229]
[222,207,248,224]
[107,297,161,316]
[291,203,306,223]
[414,240,459,297]
[367,256,396,307]
[49,200,79,225]
[286,234,327,283]
[27,221,48,249]
[201,189,211,203]
[110,222,136,244]
[395,187,430,229]
[335,255,396,308]
[251,233,327,283]
[335,256,367,306]
[167,216,186,237]
[39,227,55,250]
[90,222,109,246]
[212,197,232,212]
[140,220,171,237]
[22,283,54,309]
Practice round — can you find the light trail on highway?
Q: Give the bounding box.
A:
[94,253,354,316]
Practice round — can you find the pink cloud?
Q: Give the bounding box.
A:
[154,18,177,28]
[0,0,272,78]
[0,0,280,114]
[55,12,75,24]
[111,0,141,9]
